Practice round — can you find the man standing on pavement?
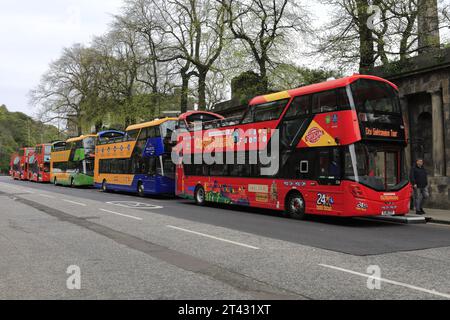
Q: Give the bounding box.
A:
[410,159,429,215]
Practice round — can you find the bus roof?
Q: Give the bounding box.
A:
[126,117,178,131]
[97,130,124,137]
[66,134,97,143]
[249,74,398,106]
[178,111,224,121]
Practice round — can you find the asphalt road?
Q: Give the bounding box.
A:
[0,176,449,300]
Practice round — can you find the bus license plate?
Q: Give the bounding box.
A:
[382,211,395,216]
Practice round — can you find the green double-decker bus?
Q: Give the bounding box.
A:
[50,135,96,187]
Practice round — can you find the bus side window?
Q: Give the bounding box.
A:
[138,128,148,141]
[284,95,311,118]
[312,90,338,113]
[178,120,187,130]
[149,128,154,138]
[162,155,175,179]
[337,87,351,110]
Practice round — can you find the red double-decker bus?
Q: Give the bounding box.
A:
[28,144,52,182]
[10,153,20,179]
[175,75,412,219]
[18,147,34,181]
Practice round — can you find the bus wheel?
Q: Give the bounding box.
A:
[102,180,108,192]
[194,185,206,206]
[286,192,306,220]
[138,182,145,197]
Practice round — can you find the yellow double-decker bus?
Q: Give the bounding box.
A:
[50,135,97,187]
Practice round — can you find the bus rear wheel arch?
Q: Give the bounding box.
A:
[137,181,145,197]
[285,190,307,220]
[194,185,206,206]
[102,180,108,192]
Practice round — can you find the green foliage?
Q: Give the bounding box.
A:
[90,92,188,132]
[269,64,343,91]
[0,105,60,173]
[231,71,267,105]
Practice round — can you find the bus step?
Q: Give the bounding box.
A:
[365,214,427,224]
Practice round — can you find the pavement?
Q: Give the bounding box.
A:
[418,208,450,225]
[0,176,449,300]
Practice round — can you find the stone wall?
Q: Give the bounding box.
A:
[380,67,450,209]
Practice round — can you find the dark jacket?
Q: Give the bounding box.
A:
[410,165,428,188]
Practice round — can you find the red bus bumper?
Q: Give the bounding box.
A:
[340,181,412,217]
[30,172,50,182]
[39,172,51,183]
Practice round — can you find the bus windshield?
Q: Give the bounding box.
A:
[344,142,408,191]
[45,145,51,155]
[160,121,177,140]
[83,137,96,155]
[351,79,400,114]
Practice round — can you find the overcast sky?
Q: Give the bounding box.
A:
[0,1,335,117]
[0,0,123,116]
[3,1,446,118]
[0,1,333,118]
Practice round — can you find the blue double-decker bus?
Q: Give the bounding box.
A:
[94,118,177,196]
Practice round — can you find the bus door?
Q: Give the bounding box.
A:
[310,147,343,214]
[144,156,158,194]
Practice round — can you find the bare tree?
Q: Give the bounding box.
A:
[121,0,198,112]
[30,44,102,135]
[92,27,142,126]
[151,0,227,110]
[316,0,450,72]
[222,0,311,92]
[119,1,180,98]
[316,0,379,71]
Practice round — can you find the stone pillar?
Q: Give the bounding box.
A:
[400,96,412,170]
[430,89,445,176]
[442,78,450,177]
[417,0,440,54]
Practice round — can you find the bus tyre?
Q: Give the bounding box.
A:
[102,180,108,192]
[194,186,206,206]
[286,192,307,220]
[138,182,145,197]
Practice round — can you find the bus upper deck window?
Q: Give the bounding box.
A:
[126,130,139,141]
[337,87,351,109]
[284,95,311,118]
[242,99,288,124]
[312,90,337,113]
